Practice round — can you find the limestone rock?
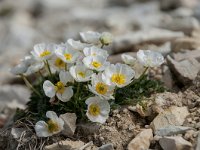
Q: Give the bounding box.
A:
[60,113,77,137]
[112,28,184,54]
[172,49,200,62]
[155,125,193,136]
[171,37,200,52]
[127,129,153,150]
[167,56,200,85]
[151,106,189,131]
[44,140,85,150]
[196,132,200,150]
[159,136,193,150]
[160,17,200,35]
[99,143,114,150]
[160,0,198,11]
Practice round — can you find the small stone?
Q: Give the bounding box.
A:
[11,128,26,139]
[167,56,200,85]
[60,113,77,137]
[196,132,200,150]
[171,37,200,52]
[99,143,114,150]
[151,106,189,132]
[127,129,153,150]
[155,125,193,136]
[44,140,85,150]
[159,136,193,150]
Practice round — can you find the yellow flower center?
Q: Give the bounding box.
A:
[64,53,72,60]
[95,82,108,95]
[40,50,51,57]
[91,61,102,68]
[47,119,59,133]
[54,81,65,94]
[88,104,100,116]
[146,57,153,66]
[111,73,126,85]
[78,71,86,78]
[55,58,65,68]
[92,53,96,56]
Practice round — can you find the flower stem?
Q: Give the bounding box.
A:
[101,44,104,48]
[21,75,42,97]
[45,60,52,77]
[138,67,149,80]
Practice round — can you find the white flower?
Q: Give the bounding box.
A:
[89,73,115,100]
[31,43,55,61]
[102,63,135,88]
[86,96,110,124]
[137,50,164,67]
[10,62,28,75]
[121,54,136,65]
[69,64,93,82]
[83,56,109,71]
[80,31,101,44]
[48,55,68,71]
[35,111,64,137]
[20,55,36,66]
[43,71,74,102]
[99,32,113,45]
[67,39,91,51]
[55,44,81,63]
[83,46,109,58]
[25,63,44,76]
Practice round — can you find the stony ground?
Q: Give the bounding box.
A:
[1,0,200,149]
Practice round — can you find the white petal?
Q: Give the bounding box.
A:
[57,86,73,102]
[35,121,51,137]
[46,111,59,120]
[43,80,56,98]
[59,71,74,84]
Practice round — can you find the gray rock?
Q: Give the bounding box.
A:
[77,123,100,136]
[167,56,200,85]
[159,17,200,35]
[99,143,114,150]
[127,129,153,150]
[196,132,200,150]
[155,125,193,136]
[159,136,193,150]
[112,28,184,54]
[44,140,85,150]
[172,49,200,62]
[171,37,200,52]
[0,85,30,112]
[151,106,189,132]
[60,113,77,137]
[160,0,198,11]
[161,66,174,89]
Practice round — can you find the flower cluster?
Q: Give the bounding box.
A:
[11,31,164,137]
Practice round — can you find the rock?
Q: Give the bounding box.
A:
[60,113,77,137]
[112,28,184,54]
[77,123,100,136]
[155,125,193,136]
[127,129,153,150]
[159,136,193,150]
[171,37,200,52]
[172,49,200,62]
[161,66,174,89]
[154,92,183,108]
[99,143,114,150]
[159,17,200,35]
[0,85,30,112]
[11,127,26,139]
[160,0,198,11]
[196,132,200,150]
[167,56,200,85]
[44,140,85,150]
[151,106,189,131]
